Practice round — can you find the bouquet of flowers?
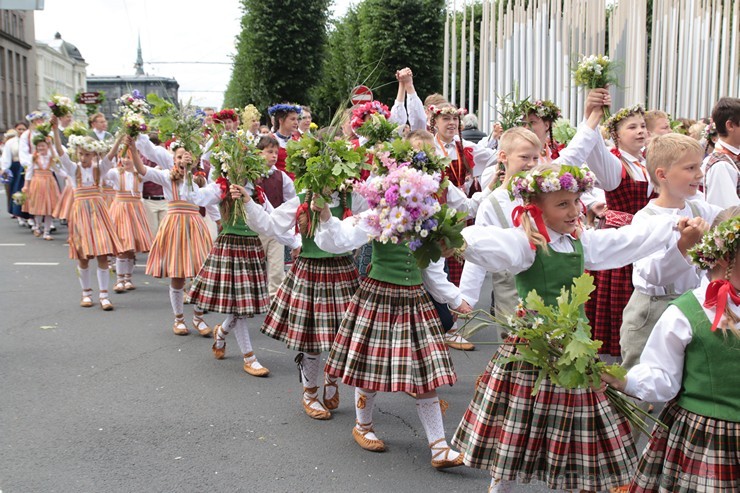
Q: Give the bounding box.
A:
[1,169,12,185]
[373,139,449,176]
[47,94,76,118]
[63,121,89,138]
[210,129,270,226]
[354,151,468,268]
[496,86,529,130]
[116,90,149,116]
[458,274,666,436]
[572,54,618,119]
[148,94,204,162]
[351,102,398,148]
[120,112,148,146]
[286,133,367,236]
[12,191,27,206]
[551,118,578,146]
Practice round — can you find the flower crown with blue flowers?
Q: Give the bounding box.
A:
[268,104,302,116]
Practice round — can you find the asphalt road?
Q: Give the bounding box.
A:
[0,201,647,493]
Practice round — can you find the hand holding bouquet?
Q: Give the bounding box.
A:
[572,55,618,120]
[47,94,76,118]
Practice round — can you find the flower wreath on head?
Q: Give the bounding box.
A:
[242,104,261,124]
[26,111,47,122]
[212,109,238,123]
[702,121,718,141]
[605,104,645,136]
[428,105,468,118]
[31,133,50,146]
[509,165,596,202]
[267,103,302,117]
[350,100,390,130]
[69,135,108,154]
[522,99,562,121]
[689,216,740,270]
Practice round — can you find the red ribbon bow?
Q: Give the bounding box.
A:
[610,147,622,159]
[702,279,740,332]
[254,185,267,205]
[295,201,311,234]
[216,176,229,200]
[511,204,551,250]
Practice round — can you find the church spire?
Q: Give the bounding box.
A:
[134,34,144,76]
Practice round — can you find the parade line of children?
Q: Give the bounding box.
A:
[2,75,738,491]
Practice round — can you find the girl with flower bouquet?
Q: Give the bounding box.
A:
[102,136,153,292]
[602,209,740,493]
[22,129,61,240]
[312,149,471,470]
[450,163,689,493]
[127,136,213,336]
[187,134,290,377]
[51,117,123,311]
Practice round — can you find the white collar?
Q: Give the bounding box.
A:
[619,150,644,164]
[546,226,578,243]
[717,139,740,156]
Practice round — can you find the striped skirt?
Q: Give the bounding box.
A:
[53,183,74,220]
[27,170,60,216]
[102,186,116,208]
[146,201,212,279]
[630,402,740,492]
[187,234,269,316]
[452,339,637,491]
[109,194,153,253]
[261,255,360,353]
[325,277,456,394]
[68,187,123,260]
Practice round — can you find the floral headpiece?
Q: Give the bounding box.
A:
[702,121,717,141]
[428,105,467,118]
[267,103,302,116]
[31,133,50,146]
[522,99,561,121]
[606,104,645,135]
[689,216,740,270]
[213,109,238,123]
[351,101,390,130]
[26,111,47,122]
[241,104,261,124]
[509,165,596,202]
[69,135,109,154]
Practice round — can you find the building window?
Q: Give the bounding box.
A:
[19,17,24,41]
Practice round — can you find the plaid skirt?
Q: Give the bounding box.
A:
[27,171,59,216]
[53,183,74,220]
[109,195,153,253]
[187,234,269,317]
[325,277,456,393]
[630,402,740,492]
[585,265,633,357]
[452,339,637,491]
[445,257,464,287]
[261,255,360,353]
[146,201,212,279]
[68,187,123,260]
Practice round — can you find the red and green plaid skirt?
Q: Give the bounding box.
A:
[452,339,637,491]
[586,265,634,357]
[187,234,269,317]
[324,277,456,393]
[630,401,740,492]
[261,255,360,353]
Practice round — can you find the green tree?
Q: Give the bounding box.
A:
[223,0,330,113]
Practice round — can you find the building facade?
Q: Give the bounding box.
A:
[36,32,87,114]
[0,9,37,131]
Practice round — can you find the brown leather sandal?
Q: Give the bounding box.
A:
[302,386,331,420]
[212,324,226,360]
[322,377,340,410]
[429,438,464,469]
[243,352,269,377]
[352,421,385,452]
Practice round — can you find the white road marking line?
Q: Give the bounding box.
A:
[0,243,26,246]
[14,262,60,266]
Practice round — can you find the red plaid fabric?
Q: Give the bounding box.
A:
[630,401,740,492]
[261,256,360,353]
[187,234,269,316]
[453,338,637,491]
[445,257,464,286]
[586,165,654,356]
[325,277,456,393]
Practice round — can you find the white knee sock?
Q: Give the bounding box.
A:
[169,287,184,318]
[97,268,109,298]
[214,315,235,349]
[416,397,459,461]
[34,215,43,230]
[324,373,339,401]
[355,388,377,429]
[44,216,52,234]
[489,478,513,493]
[115,259,126,280]
[298,353,321,389]
[234,318,265,370]
[78,266,91,292]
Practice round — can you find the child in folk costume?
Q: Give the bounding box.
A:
[51,117,122,311]
[312,179,472,470]
[581,95,656,356]
[603,211,740,493]
[22,136,60,240]
[702,97,740,209]
[521,99,566,163]
[103,137,154,292]
[127,137,213,336]
[451,164,688,492]
[242,180,368,419]
[620,134,719,372]
[268,103,301,179]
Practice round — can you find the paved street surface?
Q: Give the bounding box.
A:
[0,200,648,492]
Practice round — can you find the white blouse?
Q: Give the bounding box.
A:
[142,167,208,205]
[105,168,144,195]
[58,151,113,189]
[585,132,653,195]
[24,152,56,180]
[702,139,740,209]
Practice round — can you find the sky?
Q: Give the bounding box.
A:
[34,0,355,109]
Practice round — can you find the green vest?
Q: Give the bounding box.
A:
[515,239,585,310]
[368,241,422,286]
[672,291,740,422]
[220,208,258,237]
[299,192,352,259]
